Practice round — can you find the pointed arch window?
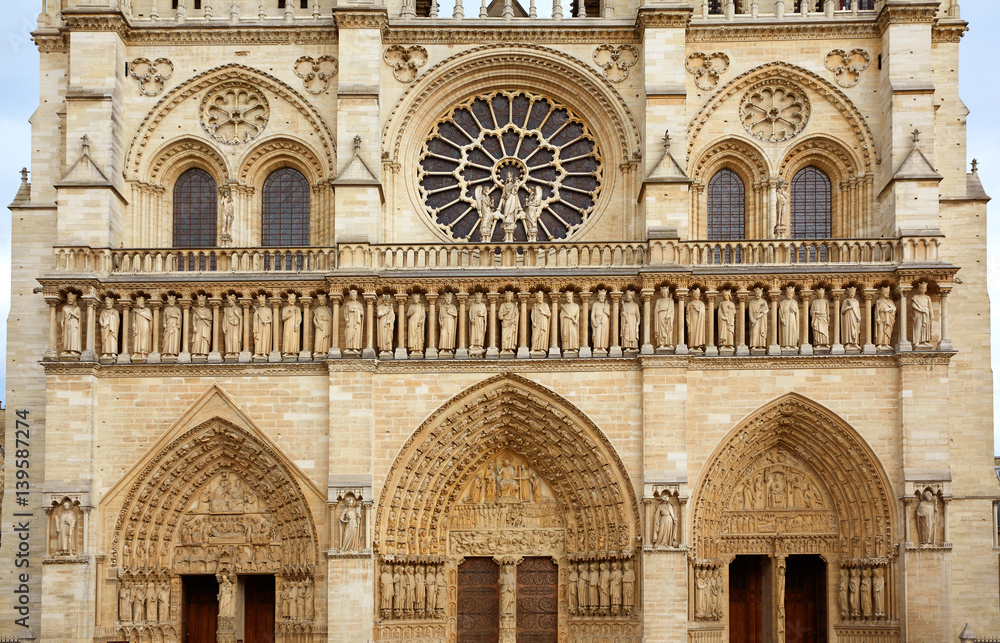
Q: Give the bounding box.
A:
[790,166,832,239]
[172,168,218,248]
[707,168,746,240]
[262,167,310,247]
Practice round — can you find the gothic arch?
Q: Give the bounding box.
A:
[238,135,328,187]
[691,393,895,563]
[691,135,772,186]
[777,134,862,186]
[374,373,641,557]
[148,136,231,186]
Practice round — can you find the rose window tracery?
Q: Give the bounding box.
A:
[418,91,603,243]
[739,81,810,143]
[200,83,270,145]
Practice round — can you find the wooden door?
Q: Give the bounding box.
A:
[785,556,827,643]
[183,575,219,643]
[516,557,558,643]
[458,557,500,643]
[729,556,763,643]
[244,575,276,643]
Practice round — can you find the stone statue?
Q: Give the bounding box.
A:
[253,294,273,357]
[591,289,611,353]
[776,559,786,637]
[874,286,896,349]
[132,583,144,622]
[610,562,623,612]
[621,290,641,351]
[873,567,885,617]
[474,185,499,242]
[561,292,580,351]
[415,565,426,614]
[775,183,788,235]
[577,563,589,610]
[911,282,932,347]
[622,561,635,613]
[500,171,524,222]
[652,496,676,548]
[438,292,458,352]
[686,287,706,348]
[839,568,849,617]
[313,293,332,354]
[340,495,361,551]
[425,566,437,613]
[158,581,170,623]
[849,567,860,617]
[778,286,799,350]
[220,188,235,245]
[191,294,212,355]
[530,291,550,354]
[749,287,768,349]
[380,567,394,613]
[392,566,403,612]
[404,565,416,611]
[119,584,131,622]
[99,296,120,357]
[499,291,518,353]
[62,292,82,355]
[568,564,579,612]
[132,296,153,357]
[146,582,157,623]
[407,293,426,353]
[501,563,516,616]
[436,568,447,614]
[469,292,488,353]
[222,294,242,356]
[376,294,395,354]
[281,293,302,356]
[599,562,611,611]
[860,567,872,618]
[811,287,830,347]
[54,499,77,556]
[163,295,182,356]
[717,289,736,348]
[343,289,364,353]
[525,185,542,240]
[916,488,937,545]
[655,286,675,349]
[841,286,861,348]
[588,562,599,611]
[694,569,707,619]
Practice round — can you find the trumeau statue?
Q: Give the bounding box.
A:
[99,296,120,357]
[340,495,361,551]
[377,294,395,355]
[621,290,640,351]
[778,286,799,350]
[343,289,364,354]
[841,286,861,349]
[469,292,488,355]
[407,293,426,354]
[313,293,333,354]
[439,292,458,352]
[191,294,212,356]
[591,289,611,354]
[530,291,550,354]
[62,292,82,355]
[652,496,676,548]
[281,292,302,356]
[499,291,518,354]
[749,287,768,349]
[253,293,273,357]
[911,282,933,347]
[874,286,896,350]
[916,488,937,546]
[54,499,78,556]
[811,287,830,347]
[717,289,736,349]
[655,286,675,349]
[132,296,153,357]
[218,574,236,617]
[561,291,580,352]
[222,294,242,356]
[162,295,182,356]
[686,287,705,349]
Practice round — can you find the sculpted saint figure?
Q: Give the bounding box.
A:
[340,495,360,551]
[498,459,519,499]
[407,293,426,353]
[610,562,623,611]
[312,293,332,354]
[133,584,144,622]
[686,287,706,348]
[874,286,896,349]
[99,296,120,357]
[218,575,235,617]
[530,291,550,353]
[568,563,579,612]
[849,567,860,617]
[343,289,364,353]
[475,185,499,242]
[778,286,799,350]
[501,171,524,221]
[404,566,416,612]
[873,567,886,617]
[146,583,157,623]
[599,562,611,611]
[811,287,830,347]
[253,294,273,357]
[55,499,77,555]
[577,563,589,610]
[588,563,599,611]
[220,188,234,243]
[222,294,242,356]
[916,488,937,545]
[119,585,131,622]
[911,282,932,347]
[392,566,403,612]
[861,567,873,618]
[376,294,395,354]
[748,287,769,349]
[622,561,635,611]
[415,565,426,614]
[591,289,611,353]
[561,291,580,351]
[436,569,447,614]
[158,582,170,623]
[469,292,488,353]
[425,566,437,613]
[621,290,641,350]
[775,184,788,234]
[281,293,302,356]
[132,296,153,357]
[652,496,676,548]
[191,294,212,355]
[655,286,674,349]
[438,292,458,352]
[524,185,542,240]
[62,292,82,355]
[162,295,182,356]
[501,564,516,616]
[839,568,849,617]
[499,291,519,353]
[841,286,861,348]
[718,289,736,348]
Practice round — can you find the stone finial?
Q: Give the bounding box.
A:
[19,167,29,185]
[81,134,90,154]
[353,135,362,154]
[971,158,979,174]
[911,129,920,145]
[662,130,671,153]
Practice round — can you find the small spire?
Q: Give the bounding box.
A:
[81,134,90,155]
[20,167,29,185]
[662,130,671,153]
[911,129,920,146]
[353,135,362,154]
[971,158,979,174]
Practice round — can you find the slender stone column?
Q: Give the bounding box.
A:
[937,287,953,350]
[579,290,592,358]
[363,292,377,359]
[149,297,162,364]
[45,296,59,360]
[767,289,781,355]
[517,292,530,359]
[83,294,98,362]
[486,292,500,359]
[456,292,469,359]
[736,290,749,356]
[705,290,718,356]
[548,290,561,358]
[831,289,844,354]
[395,293,409,360]
[426,291,439,359]
[209,297,223,362]
[675,288,688,355]
[179,297,192,363]
[862,288,876,354]
[118,298,133,364]
[799,288,813,355]
[609,291,623,358]
[641,289,654,355]
[896,285,912,352]
[269,296,282,362]
[300,295,313,361]
[774,555,787,643]
[240,297,252,362]
[330,293,342,358]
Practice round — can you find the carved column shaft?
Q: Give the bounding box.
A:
[896,286,911,351]
[487,292,499,358]
[46,297,59,358]
[84,295,98,360]
[737,291,748,354]
[579,291,591,357]
[675,290,688,354]
[331,295,342,357]
[799,289,812,354]
[831,290,843,353]
[364,293,376,358]
[395,294,408,359]
[641,289,654,355]
[240,299,252,354]
[549,291,561,357]
[767,291,780,355]
[119,301,132,363]
[938,288,952,350]
[706,291,717,355]
[427,293,438,357]
[180,299,192,360]
[269,297,281,360]
[862,289,876,353]
[518,292,529,357]
[609,291,622,357]
[457,293,468,356]
[302,296,313,359]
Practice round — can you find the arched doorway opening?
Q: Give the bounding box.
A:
[374,374,642,643]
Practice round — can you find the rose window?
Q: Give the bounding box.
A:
[200,84,270,145]
[739,81,810,143]
[418,91,603,242]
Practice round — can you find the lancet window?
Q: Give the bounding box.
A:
[172,168,218,248]
[262,167,310,247]
[790,166,832,239]
[707,168,746,240]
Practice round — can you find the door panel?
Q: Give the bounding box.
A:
[729,556,763,643]
[516,557,558,643]
[183,575,219,643]
[458,557,500,643]
[245,575,276,643]
[785,556,827,643]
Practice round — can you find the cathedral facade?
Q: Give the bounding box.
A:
[4,0,996,641]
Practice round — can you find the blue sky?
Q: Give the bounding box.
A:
[0,4,997,444]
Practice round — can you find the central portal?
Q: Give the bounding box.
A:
[457,557,558,643]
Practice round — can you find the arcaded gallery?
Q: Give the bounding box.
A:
[3,0,995,641]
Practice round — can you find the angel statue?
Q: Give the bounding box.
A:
[524,186,543,241]
[474,185,501,242]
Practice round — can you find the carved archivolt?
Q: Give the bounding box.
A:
[293,55,339,94]
[129,57,174,96]
[593,45,639,83]
[691,393,895,562]
[777,135,864,185]
[690,136,771,185]
[374,373,640,558]
[237,136,328,185]
[384,45,429,83]
[686,52,730,91]
[825,49,871,89]
[147,136,231,186]
[687,61,879,171]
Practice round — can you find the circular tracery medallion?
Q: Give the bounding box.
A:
[739,80,810,144]
[418,90,603,243]
[200,82,270,145]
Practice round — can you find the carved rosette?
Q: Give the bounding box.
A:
[686,52,730,91]
[739,80,810,143]
[593,45,639,83]
[825,49,872,88]
[417,90,603,242]
[200,82,270,145]
[129,57,174,96]
[293,55,339,94]
[384,45,429,83]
